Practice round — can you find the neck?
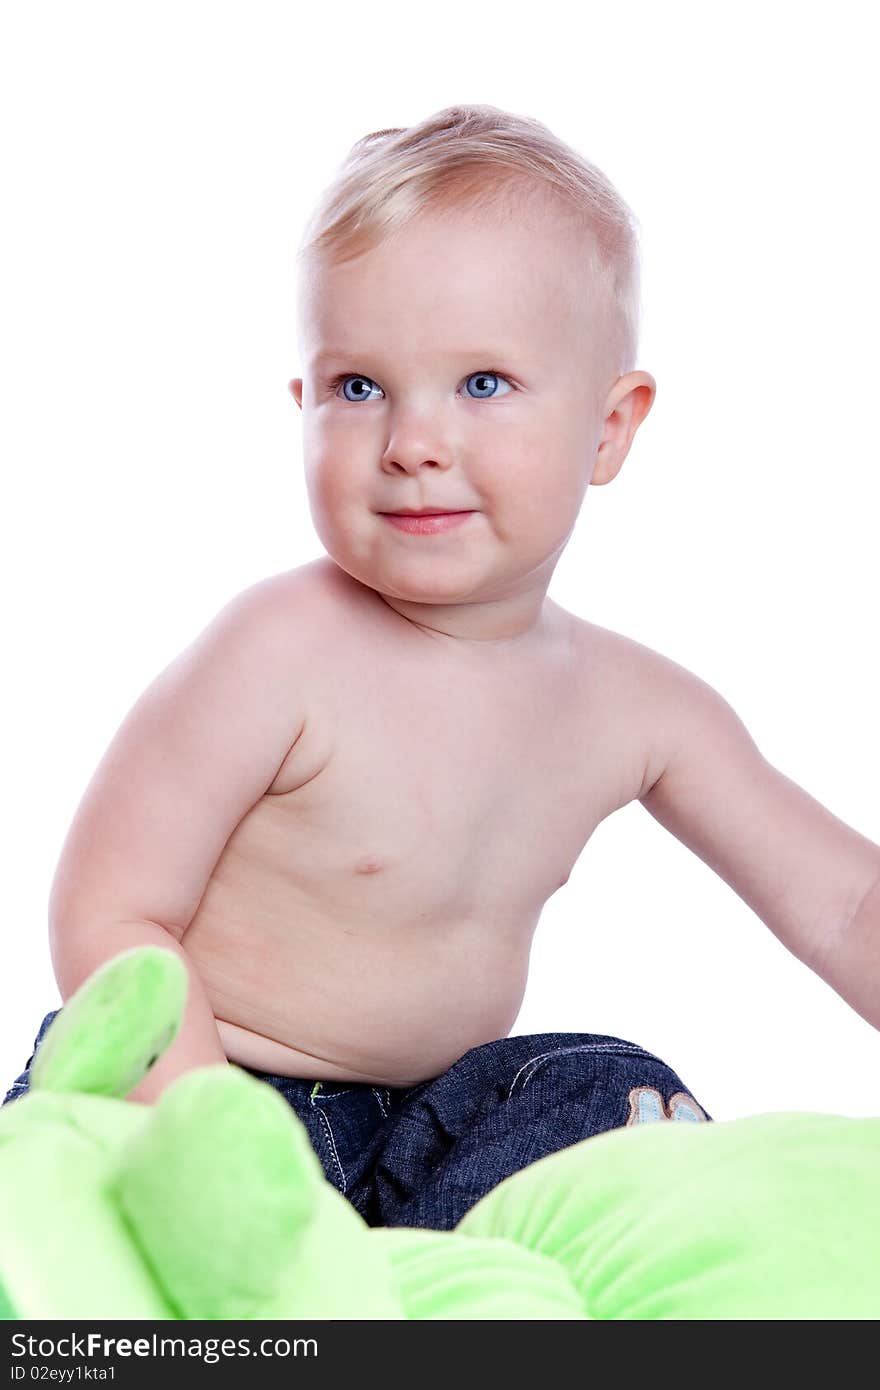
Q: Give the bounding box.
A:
[376,586,553,649]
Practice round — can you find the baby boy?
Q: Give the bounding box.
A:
[6,104,880,1231]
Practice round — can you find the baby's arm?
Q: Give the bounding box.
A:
[638,652,880,1027]
[48,575,306,1104]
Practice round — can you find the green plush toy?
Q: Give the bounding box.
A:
[1,947,879,1320]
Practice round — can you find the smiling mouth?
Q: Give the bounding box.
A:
[379,510,476,534]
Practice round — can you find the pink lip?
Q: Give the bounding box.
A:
[380,511,475,535]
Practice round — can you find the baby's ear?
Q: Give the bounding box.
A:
[288,377,304,408]
[591,371,656,486]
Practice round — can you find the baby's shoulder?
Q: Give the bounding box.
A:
[566,609,679,690]
[566,611,702,797]
[228,557,356,637]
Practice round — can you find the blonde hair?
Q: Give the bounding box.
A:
[296,103,643,378]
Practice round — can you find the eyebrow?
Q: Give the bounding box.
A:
[309,350,364,368]
[309,347,522,367]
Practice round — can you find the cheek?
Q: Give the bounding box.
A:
[304,438,360,522]
[496,436,584,526]
[500,469,583,559]
[303,472,348,558]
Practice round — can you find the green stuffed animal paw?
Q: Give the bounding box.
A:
[29,945,187,1099]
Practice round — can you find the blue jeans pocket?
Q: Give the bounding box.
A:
[505,1040,666,1100]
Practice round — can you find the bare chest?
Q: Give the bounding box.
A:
[180,577,655,1080]
[222,614,647,933]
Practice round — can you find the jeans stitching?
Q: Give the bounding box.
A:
[371,1087,389,1118]
[519,1043,666,1092]
[507,1042,667,1099]
[314,1108,347,1193]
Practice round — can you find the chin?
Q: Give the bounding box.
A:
[379,561,486,604]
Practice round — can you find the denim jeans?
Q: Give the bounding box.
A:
[4,1010,710,1231]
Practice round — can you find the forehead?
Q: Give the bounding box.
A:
[298,202,597,365]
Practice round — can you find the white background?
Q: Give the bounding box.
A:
[1,1,877,1119]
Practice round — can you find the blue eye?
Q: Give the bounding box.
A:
[335,374,383,403]
[463,371,512,400]
[330,369,514,403]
